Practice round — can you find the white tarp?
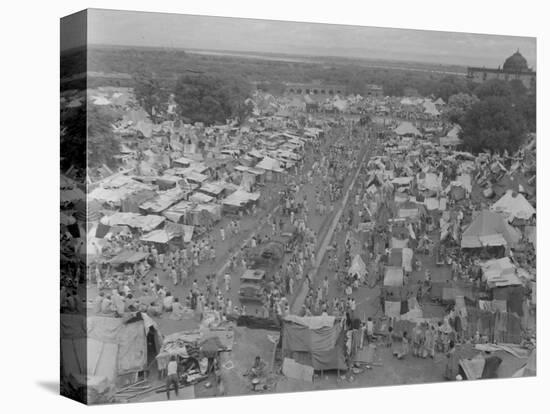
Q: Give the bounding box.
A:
[348,255,367,279]
[384,266,404,287]
[491,190,536,222]
[101,212,165,232]
[222,189,260,207]
[481,257,522,288]
[394,121,421,137]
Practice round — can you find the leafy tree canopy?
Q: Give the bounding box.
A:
[132,70,169,123]
[60,103,121,172]
[459,96,527,154]
[174,73,252,125]
[443,92,480,124]
[474,79,513,100]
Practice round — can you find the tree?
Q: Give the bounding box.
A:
[60,104,87,172]
[87,104,121,169]
[459,97,527,154]
[60,103,121,171]
[509,79,528,99]
[517,93,536,132]
[174,73,252,125]
[443,93,480,124]
[132,71,168,123]
[474,79,512,100]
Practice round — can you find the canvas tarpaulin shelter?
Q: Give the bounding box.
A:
[88,176,154,206]
[480,257,522,288]
[189,192,214,203]
[491,190,535,223]
[384,266,404,287]
[222,189,260,207]
[348,254,367,279]
[140,223,194,244]
[394,121,421,137]
[101,212,165,232]
[139,188,187,214]
[512,349,536,377]
[281,316,346,371]
[60,313,160,402]
[256,156,284,172]
[417,172,442,192]
[461,210,521,248]
[108,250,149,265]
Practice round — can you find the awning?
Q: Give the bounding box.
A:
[109,250,149,264]
[384,266,404,287]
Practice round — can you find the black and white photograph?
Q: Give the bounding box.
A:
[58,8,539,405]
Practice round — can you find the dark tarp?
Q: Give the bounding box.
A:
[481,356,502,378]
[282,320,347,371]
[234,315,281,331]
[95,222,111,239]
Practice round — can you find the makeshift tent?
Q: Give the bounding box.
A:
[74,199,103,223]
[391,176,414,186]
[281,315,346,371]
[139,188,187,214]
[512,350,536,377]
[61,313,161,402]
[492,173,534,198]
[189,192,214,203]
[480,257,522,288]
[88,176,154,205]
[422,100,440,116]
[222,189,260,208]
[461,210,521,248]
[101,212,165,232]
[108,250,149,265]
[348,254,367,280]
[140,223,194,244]
[156,328,233,370]
[440,136,462,147]
[384,266,404,287]
[417,172,442,192]
[491,190,535,223]
[256,156,284,172]
[394,121,421,137]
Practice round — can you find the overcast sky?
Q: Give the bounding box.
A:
[64,9,536,68]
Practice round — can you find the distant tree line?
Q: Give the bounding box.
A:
[133,71,254,126]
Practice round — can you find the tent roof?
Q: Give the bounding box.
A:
[256,156,283,172]
[384,266,404,287]
[481,257,522,288]
[101,212,165,232]
[222,189,260,207]
[348,254,367,275]
[109,250,149,264]
[461,210,521,248]
[491,190,535,222]
[394,121,421,136]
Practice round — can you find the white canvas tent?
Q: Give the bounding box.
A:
[256,157,284,172]
[384,266,404,287]
[491,190,536,222]
[461,210,521,248]
[348,254,367,280]
[394,122,421,137]
[480,257,522,288]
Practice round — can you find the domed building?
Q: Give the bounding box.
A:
[467,50,536,91]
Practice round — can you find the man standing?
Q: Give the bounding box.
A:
[166,356,179,399]
[224,273,231,292]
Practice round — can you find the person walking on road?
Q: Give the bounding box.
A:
[166,356,179,399]
[224,273,231,292]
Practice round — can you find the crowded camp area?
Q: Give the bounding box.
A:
[60,57,536,403]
